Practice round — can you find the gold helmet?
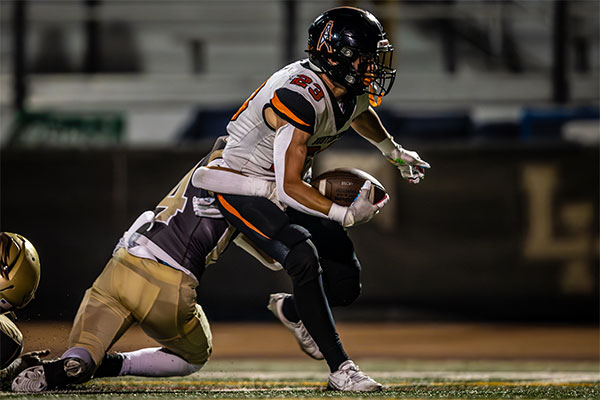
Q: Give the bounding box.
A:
[0,232,41,311]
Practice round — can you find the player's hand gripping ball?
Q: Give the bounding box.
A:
[310,168,387,206]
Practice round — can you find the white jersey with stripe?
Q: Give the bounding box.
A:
[223,59,370,180]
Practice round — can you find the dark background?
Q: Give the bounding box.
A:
[2,142,597,323]
[0,0,598,325]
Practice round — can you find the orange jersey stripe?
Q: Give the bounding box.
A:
[216,194,271,240]
[271,92,310,127]
[232,81,267,121]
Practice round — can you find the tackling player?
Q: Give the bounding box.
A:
[11,138,275,392]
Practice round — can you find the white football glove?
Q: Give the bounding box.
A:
[386,146,431,184]
[328,181,389,227]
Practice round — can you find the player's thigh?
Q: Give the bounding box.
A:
[287,207,359,266]
[69,255,135,365]
[139,270,211,365]
[0,314,22,369]
[215,194,294,263]
[287,208,361,302]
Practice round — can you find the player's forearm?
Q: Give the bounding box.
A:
[351,106,392,144]
[191,165,275,198]
[351,108,430,184]
[280,180,333,215]
[352,107,404,158]
[274,124,334,218]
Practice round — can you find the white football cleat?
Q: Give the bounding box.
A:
[327,360,382,392]
[11,365,47,392]
[267,293,324,360]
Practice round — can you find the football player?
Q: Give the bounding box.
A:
[13,6,430,393]
[193,6,430,391]
[11,138,275,392]
[0,232,51,389]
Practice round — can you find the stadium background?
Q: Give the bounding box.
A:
[0,0,598,362]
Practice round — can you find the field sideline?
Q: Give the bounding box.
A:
[1,322,598,399]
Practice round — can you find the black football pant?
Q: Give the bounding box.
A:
[215,194,361,371]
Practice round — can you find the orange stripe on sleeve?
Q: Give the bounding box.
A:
[271,92,310,127]
[216,194,271,240]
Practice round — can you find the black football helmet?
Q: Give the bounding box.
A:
[306,7,396,99]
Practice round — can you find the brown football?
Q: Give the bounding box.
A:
[310,168,387,206]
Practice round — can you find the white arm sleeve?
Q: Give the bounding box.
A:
[364,135,398,157]
[273,124,330,219]
[191,165,275,198]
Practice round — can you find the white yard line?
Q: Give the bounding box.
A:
[194,370,600,383]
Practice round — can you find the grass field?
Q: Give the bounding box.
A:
[3,322,598,399]
[1,359,598,399]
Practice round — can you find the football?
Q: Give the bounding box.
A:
[310,168,387,206]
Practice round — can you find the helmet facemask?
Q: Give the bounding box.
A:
[309,43,396,99]
[351,39,395,98]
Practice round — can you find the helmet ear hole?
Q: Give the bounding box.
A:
[340,47,354,59]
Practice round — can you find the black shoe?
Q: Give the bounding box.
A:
[94,353,125,378]
[12,357,90,392]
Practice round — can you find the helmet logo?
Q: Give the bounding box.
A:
[316,20,334,54]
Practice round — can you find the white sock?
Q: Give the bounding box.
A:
[119,347,203,377]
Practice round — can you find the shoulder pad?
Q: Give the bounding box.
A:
[270,88,316,134]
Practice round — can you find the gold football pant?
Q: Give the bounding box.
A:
[68,248,212,366]
[0,313,23,369]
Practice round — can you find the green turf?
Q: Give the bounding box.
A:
[1,359,598,399]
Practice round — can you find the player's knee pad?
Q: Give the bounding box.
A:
[183,345,211,366]
[274,224,311,249]
[272,223,317,282]
[283,239,321,287]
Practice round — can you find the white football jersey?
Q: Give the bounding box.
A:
[223,59,370,179]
